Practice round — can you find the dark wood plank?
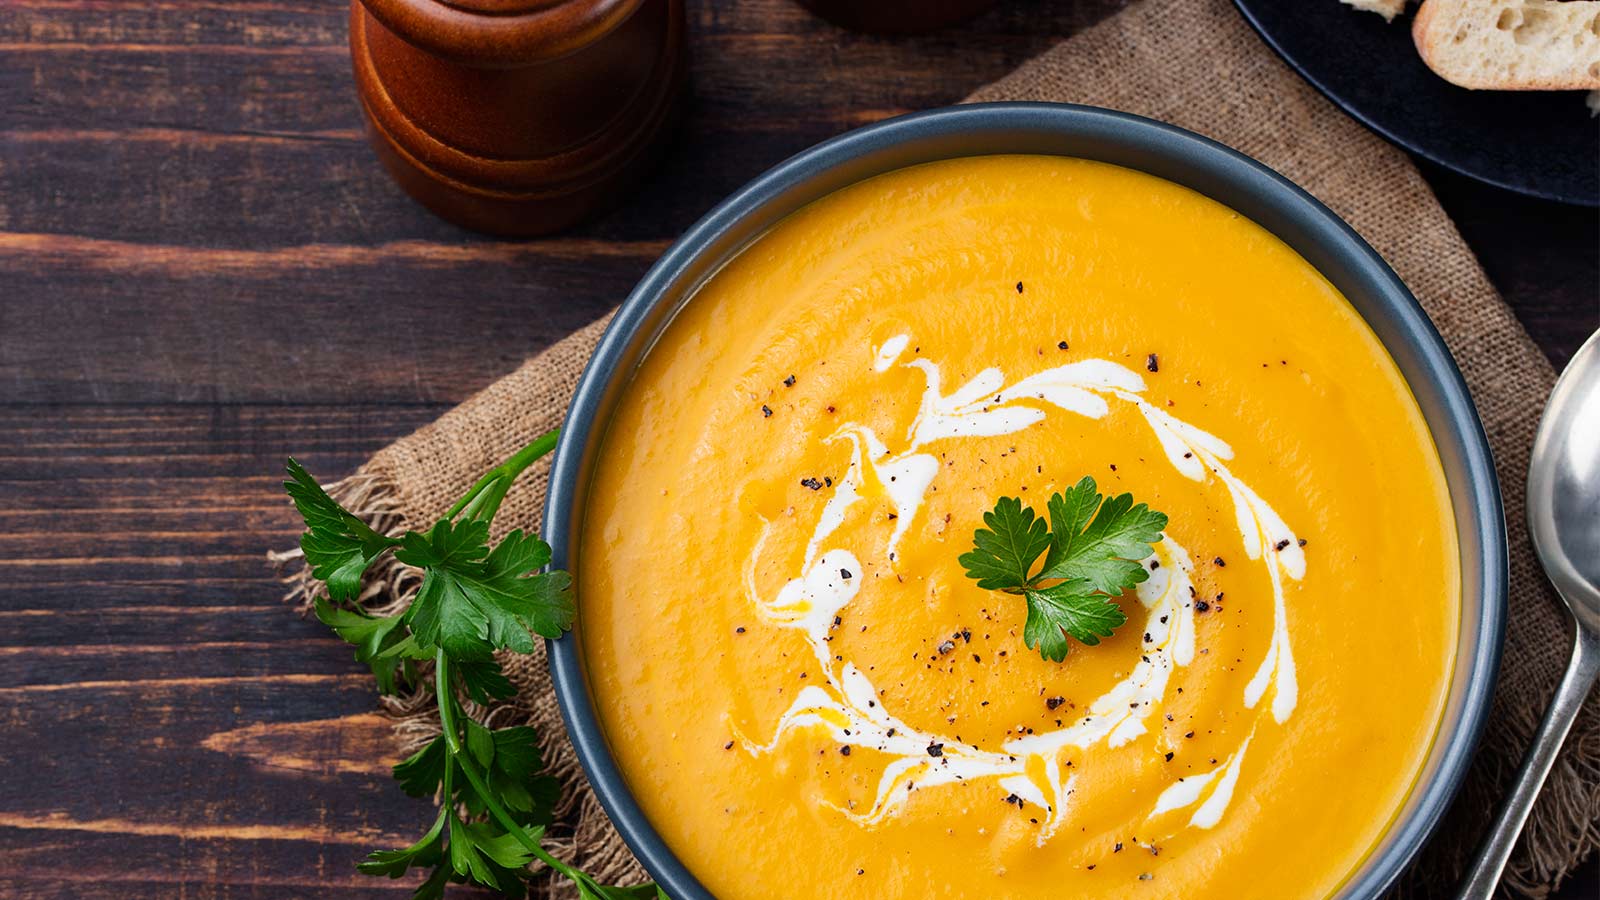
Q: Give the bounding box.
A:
[0,405,441,603]
[0,238,661,404]
[0,402,446,898]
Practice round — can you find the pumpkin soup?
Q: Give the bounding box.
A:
[577,155,1458,899]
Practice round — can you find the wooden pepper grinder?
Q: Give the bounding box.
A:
[350,0,687,236]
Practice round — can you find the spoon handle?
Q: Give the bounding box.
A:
[1456,623,1600,900]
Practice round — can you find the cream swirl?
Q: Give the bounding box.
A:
[739,335,1304,844]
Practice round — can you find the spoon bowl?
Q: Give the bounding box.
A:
[1529,332,1600,630]
[1458,329,1600,900]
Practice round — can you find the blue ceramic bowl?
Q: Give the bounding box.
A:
[544,102,1507,900]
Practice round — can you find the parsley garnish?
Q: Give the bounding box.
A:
[285,428,663,900]
[959,476,1168,662]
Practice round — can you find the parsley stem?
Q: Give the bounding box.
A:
[446,427,562,524]
[438,749,454,839]
[433,649,579,883]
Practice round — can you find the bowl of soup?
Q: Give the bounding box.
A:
[545,103,1505,900]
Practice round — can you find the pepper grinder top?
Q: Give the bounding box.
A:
[350,0,686,236]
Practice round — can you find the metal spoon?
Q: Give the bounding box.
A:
[1458,329,1600,900]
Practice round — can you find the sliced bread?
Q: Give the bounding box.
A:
[1413,0,1600,89]
[1341,0,1411,22]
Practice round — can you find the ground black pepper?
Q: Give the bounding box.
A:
[1146,353,1159,373]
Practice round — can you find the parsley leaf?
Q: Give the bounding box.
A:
[357,807,447,877]
[455,656,518,704]
[1038,476,1169,593]
[448,817,539,889]
[284,458,400,601]
[1022,581,1128,662]
[399,522,575,659]
[959,496,1052,592]
[392,736,449,800]
[313,599,411,693]
[962,476,1167,662]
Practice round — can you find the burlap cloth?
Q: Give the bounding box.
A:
[281,0,1598,895]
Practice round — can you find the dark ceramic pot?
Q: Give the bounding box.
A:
[544,103,1507,900]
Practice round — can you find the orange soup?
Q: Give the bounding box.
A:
[577,156,1458,899]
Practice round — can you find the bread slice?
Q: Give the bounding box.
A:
[1413,0,1600,89]
[1341,0,1411,22]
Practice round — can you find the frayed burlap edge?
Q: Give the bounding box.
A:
[269,469,648,898]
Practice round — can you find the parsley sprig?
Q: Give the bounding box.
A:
[285,428,663,900]
[959,476,1168,662]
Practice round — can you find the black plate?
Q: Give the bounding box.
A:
[1234,0,1599,206]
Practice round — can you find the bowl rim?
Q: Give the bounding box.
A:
[544,101,1507,900]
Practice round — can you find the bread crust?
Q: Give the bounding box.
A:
[1341,0,1409,22]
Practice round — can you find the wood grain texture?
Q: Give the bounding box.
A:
[0,0,1593,898]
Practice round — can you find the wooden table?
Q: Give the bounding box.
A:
[1,1,1594,897]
